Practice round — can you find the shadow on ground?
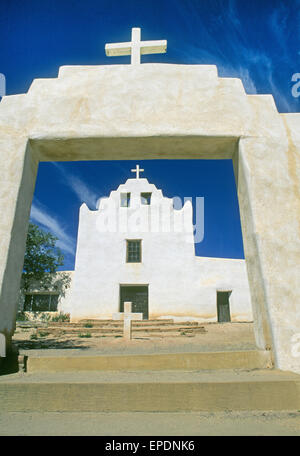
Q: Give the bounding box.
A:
[14,338,91,350]
[0,346,19,376]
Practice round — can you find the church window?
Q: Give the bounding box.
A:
[126,240,142,263]
[141,192,151,205]
[24,294,59,312]
[120,192,131,207]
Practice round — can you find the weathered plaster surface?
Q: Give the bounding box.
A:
[0,63,299,372]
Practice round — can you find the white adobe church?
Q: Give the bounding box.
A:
[57,164,253,323]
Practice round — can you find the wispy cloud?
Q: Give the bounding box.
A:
[171,0,298,112]
[268,4,290,62]
[227,0,241,29]
[30,200,76,256]
[51,163,99,208]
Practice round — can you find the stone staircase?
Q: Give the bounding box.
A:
[31,318,207,338]
[3,319,300,414]
[1,367,300,413]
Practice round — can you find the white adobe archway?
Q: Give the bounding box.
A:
[0,63,299,372]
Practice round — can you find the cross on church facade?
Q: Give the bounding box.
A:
[131,164,144,179]
[105,27,167,65]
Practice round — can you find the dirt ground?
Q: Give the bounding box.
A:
[13,322,257,356]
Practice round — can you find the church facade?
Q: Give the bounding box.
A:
[54,167,253,323]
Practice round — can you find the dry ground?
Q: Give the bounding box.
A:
[13,321,257,356]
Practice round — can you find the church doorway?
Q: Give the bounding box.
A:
[119,285,149,320]
[217,291,231,323]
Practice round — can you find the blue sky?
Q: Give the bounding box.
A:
[0,0,299,269]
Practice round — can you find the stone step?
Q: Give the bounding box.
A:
[47,320,199,328]
[77,319,176,325]
[43,325,202,332]
[25,350,272,373]
[17,320,184,329]
[93,332,201,338]
[33,332,204,339]
[1,368,299,412]
[37,325,206,334]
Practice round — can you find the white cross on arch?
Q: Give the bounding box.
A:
[105,27,167,65]
[131,164,144,179]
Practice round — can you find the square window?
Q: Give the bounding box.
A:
[49,295,59,311]
[32,294,50,311]
[120,193,131,207]
[24,294,33,311]
[24,294,59,312]
[141,192,151,205]
[126,240,142,263]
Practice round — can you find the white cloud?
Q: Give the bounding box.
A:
[228,0,241,29]
[217,62,258,94]
[51,163,99,208]
[268,5,290,60]
[30,201,76,256]
[66,174,98,207]
[238,67,257,94]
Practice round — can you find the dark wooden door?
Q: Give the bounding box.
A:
[217,291,231,322]
[120,286,149,319]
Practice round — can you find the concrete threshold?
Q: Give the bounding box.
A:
[25,349,273,372]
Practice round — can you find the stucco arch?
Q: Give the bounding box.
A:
[0,64,299,372]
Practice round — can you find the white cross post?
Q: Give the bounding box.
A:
[123,302,140,340]
[105,27,167,65]
[131,164,144,179]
